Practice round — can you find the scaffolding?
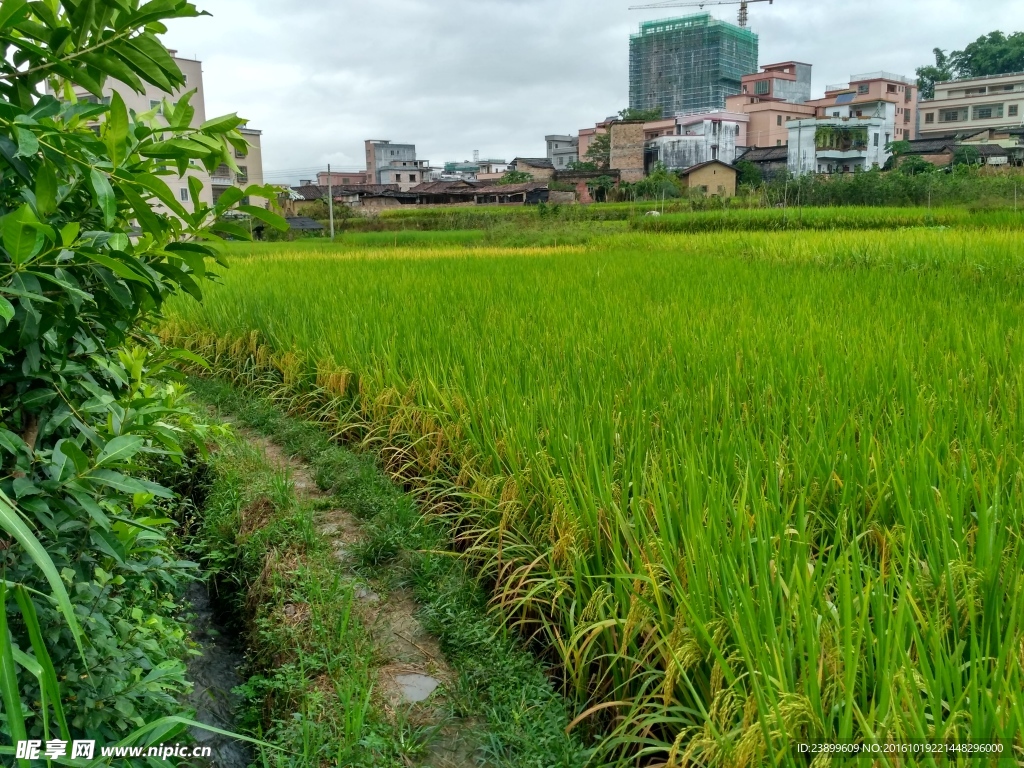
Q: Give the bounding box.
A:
[629,14,759,118]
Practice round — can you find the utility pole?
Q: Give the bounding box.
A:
[327,163,335,240]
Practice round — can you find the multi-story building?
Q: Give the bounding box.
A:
[807,72,918,142]
[646,111,750,170]
[51,51,266,209]
[787,116,889,175]
[729,68,916,150]
[546,135,579,169]
[365,140,429,191]
[629,14,759,118]
[476,160,510,181]
[919,72,1024,137]
[726,62,816,147]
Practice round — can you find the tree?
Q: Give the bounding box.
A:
[584,132,611,170]
[496,170,534,185]
[0,0,285,758]
[916,48,954,99]
[951,31,1024,78]
[953,145,983,166]
[882,140,913,171]
[618,107,663,122]
[566,160,598,172]
[897,156,937,176]
[917,32,1024,94]
[734,160,762,187]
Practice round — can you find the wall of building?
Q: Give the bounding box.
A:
[59,53,270,211]
[809,76,918,140]
[685,164,736,196]
[921,73,1024,136]
[517,162,555,181]
[628,14,759,117]
[787,117,888,175]
[236,128,266,207]
[318,171,369,186]
[609,122,646,182]
[649,118,744,170]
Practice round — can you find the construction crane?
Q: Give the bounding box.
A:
[629,0,773,28]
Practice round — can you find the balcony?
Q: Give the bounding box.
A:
[211,175,234,187]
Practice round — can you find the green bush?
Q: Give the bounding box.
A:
[0,1,284,761]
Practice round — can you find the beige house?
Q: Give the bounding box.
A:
[920,72,1024,137]
[678,160,737,197]
[51,50,266,210]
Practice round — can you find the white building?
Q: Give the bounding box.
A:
[546,135,579,169]
[646,111,750,170]
[787,116,889,175]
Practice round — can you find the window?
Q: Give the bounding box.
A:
[776,139,782,146]
[925,112,935,123]
[973,104,1004,120]
[236,166,248,184]
[940,109,965,122]
[873,133,879,146]
[777,115,782,126]
[179,188,189,202]
[235,148,247,159]
[856,110,863,117]
[833,111,840,117]
[887,84,897,93]
[149,99,163,114]
[395,173,401,182]
[1011,105,1020,117]
[410,174,417,181]
[858,84,870,94]
[755,80,769,95]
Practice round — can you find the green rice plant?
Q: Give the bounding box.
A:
[163,228,1024,765]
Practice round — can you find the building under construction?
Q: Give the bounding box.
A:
[629,14,759,117]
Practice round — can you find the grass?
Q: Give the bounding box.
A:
[188,376,588,768]
[165,222,1024,766]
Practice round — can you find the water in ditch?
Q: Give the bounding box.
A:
[183,582,253,768]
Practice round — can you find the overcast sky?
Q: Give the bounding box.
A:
[163,0,1023,184]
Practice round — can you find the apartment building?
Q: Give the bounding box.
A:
[50,51,266,209]
[726,62,816,147]
[919,72,1024,137]
[546,135,579,169]
[808,72,918,141]
[646,112,750,170]
[365,140,430,191]
[629,14,759,117]
[788,116,889,175]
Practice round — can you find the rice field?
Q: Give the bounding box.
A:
[165,224,1024,765]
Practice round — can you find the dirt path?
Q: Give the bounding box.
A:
[246,433,481,768]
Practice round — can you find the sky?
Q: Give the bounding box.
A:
[163,0,1023,185]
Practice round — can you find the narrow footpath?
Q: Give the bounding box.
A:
[243,430,481,767]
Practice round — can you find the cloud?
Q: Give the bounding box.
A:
[164,0,1024,184]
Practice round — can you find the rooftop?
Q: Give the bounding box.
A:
[632,13,758,41]
[935,70,1024,86]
